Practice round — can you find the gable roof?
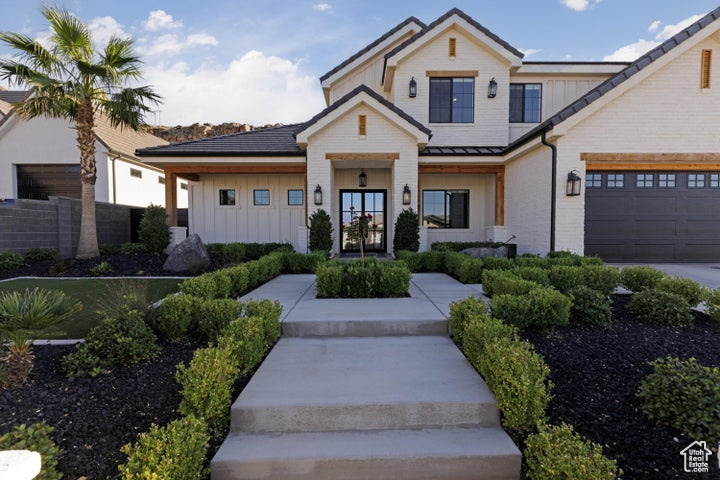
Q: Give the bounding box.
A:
[297,84,431,138]
[320,16,426,83]
[93,114,168,160]
[137,124,307,157]
[508,6,720,151]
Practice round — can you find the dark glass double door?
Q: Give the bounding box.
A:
[340,190,386,252]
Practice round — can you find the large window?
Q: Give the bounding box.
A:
[509,84,542,123]
[429,78,474,123]
[422,190,469,229]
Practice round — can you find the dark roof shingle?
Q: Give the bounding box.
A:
[0,90,30,104]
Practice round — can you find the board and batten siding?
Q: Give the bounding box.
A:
[189,174,305,248]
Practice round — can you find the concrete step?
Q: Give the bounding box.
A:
[230,336,499,433]
[210,427,521,480]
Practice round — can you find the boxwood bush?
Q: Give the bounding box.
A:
[568,286,613,326]
[637,357,720,443]
[656,276,707,306]
[708,288,720,322]
[395,250,422,272]
[511,266,549,286]
[0,251,24,270]
[481,256,514,271]
[315,259,411,298]
[376,262,412,297]
[525,423,621,480]
[514,255,549,269]
[581,265,620,296]
[196,298,243,341]
[242,299,282,348]
[315,261,344,298]
[548,266,584,293]
[618,265,665,292]
[448,296,492,348]
[23,247,58,263]
[628,289,693,326]
[0,422,62,480]
[491,288,571,329]
[179,270,232,300]
[156,294,200,339]
[217,316,265,375]
[481,270,541,297]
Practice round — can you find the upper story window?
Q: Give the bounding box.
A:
[429,78,474,123]
[509,84,542,123]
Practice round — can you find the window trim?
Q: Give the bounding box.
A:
[701,49,712,89]
[253,189,271,206]
[428,77,475,124]
[636,173,654,188]
[586,173,602,188]
[606,173,624,189]
[130,168,142,179]
[287,189,304,206]
[710,173,719,188]
[688,173,706,189]
[509,83,542,123]
[421,189,470,229]
[218,188,236,207]
[658,173,676,188]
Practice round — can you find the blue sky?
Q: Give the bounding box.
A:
[0,1,717,125]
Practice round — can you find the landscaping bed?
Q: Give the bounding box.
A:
[521,295,720,479]
[0,253,176,280]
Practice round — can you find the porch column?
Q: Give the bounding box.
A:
[494,170,505,226]
[164,170,178,226]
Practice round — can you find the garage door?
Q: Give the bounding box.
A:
[16,164,81,200]
[585,171,720,262]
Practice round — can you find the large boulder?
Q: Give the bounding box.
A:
[163,233,211,272]
[462,246,509,259]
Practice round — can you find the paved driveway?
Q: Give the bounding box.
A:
[610,263,720,289]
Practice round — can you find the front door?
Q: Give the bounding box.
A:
[340,190,386,253]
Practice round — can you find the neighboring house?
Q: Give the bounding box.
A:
[138,7,720,261]
[0,90,188,209]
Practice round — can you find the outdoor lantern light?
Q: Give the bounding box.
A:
[487,77,498,98]
[567,170,582,196]
[314,184,323,205]
[359,169,367,187]
[409,77,417,98]
[402,184,411,205]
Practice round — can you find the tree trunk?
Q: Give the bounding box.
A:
[75,99,99,259]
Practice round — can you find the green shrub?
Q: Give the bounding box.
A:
[511,266,549,286]
[628,289,693,326]
[568,286,613,326]
[179,270,232,300]
[448,296,491,347]
[0,421,62,480]
[138,204,171,254]
[473,335,551,431]
[225,264,249,297]
[308,209,334,253]
[246,252,284,287]
[656,276,708,306]
[282,251,324,273]
[90,260,113,276]
[99,244,120,255]
[525,423,621,480]
[481,270,540,297]
[376,262,412,297]
[462,313,518,364]
[64,309,161,376]
[392,208,419,253]
[395,251,421,272]
[217,316,265,374]
[119,242,148,255]
[419,250,444,272]
[453,255,483,284]
[315,261,344,298]
[618,266,665,292]
[582,265,620,296]
[491,289,571,328]
[243,299,282,347]
[548,266,584,293]
[23,247,58,263]
[431,241,505,251]
[156,294,199,339]
[176,346,239,428]
[119,415,208,480]
[514,256,549,269]
[481,256,514,271]
[0,251,24,270]
[708,288,720,322]
[344,259,378,297]
[637,357,720,443]
[196,298,243,342]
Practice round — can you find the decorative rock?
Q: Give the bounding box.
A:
[461,246,509,259]
[0,450,41,480]
[162,233,210,272]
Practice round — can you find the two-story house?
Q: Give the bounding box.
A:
[138,7,720,261]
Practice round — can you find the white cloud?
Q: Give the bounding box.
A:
[140,33,218,56]
[88,16,129,46]
[603,14,704,61]
[648,20,661,33]
[520,48,541,57]
[654,14,703,41]
[313,3,332,12]
[186,33,218,47]
[144,10,182,31]
[561,0,603,11]
[144,50,325,125]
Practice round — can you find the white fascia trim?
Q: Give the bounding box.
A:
[514,64,630,75]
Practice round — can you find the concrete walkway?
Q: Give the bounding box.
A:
[213,274,520,480]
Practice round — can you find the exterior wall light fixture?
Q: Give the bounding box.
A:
[402,184,411,205]
[487,77,498,98]
[567,170,582,196]
[359,169,367,188]
[409,77,417,98]
[314,184,323,205]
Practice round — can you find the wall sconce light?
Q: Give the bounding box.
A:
[409,77,417,98]
[359,169,367,188]
[566,170,582,196]
[314,184,323,205]
[402,184,411,205]
[487,77,498,98]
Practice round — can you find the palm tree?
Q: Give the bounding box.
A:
[0,7,161,258]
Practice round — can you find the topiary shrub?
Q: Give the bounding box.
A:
[315,261,344,298]
[462,314,518,365]
[511,266,549,286]
[23,247,58,263]
[618,265,665,292]
[63,308,161,376]
[656,276,708,306]
[628,289,693,326]
[548,265,584,293]
[176,346,239,428]
[179,270,232,300]
[491,288,571,329]
[568,286,613,326]
[453,255,484,284]
[392,208,419,253]
[482,256,514,271]
[156,294,200,339]
[395,251,421,272]
[0,421,62,480]
[637,357,720,443]
[217,316,265,374]
[525,423,621,480]
[581,265,620,296]
[0,251,24,270]
[344,259,379,297]
[419,250,444,272]
[196,298,243,342]
[225,264,250,297]
[376,262,412,297]
[308,209,333,253]
[481,270,541,297]
[119,415,209,480]
[514,255,549,269]
[138,204,171,254]
[282,251,325,274]
[242,299,283,347]
[448,296,491,347]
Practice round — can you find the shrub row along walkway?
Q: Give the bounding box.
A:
[210,273,521,479]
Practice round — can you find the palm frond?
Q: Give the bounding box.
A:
[100,86,162,131]
[14,92,76,120]
[0,32,57,73]
[43,6,93,63]
[102,36,143,78]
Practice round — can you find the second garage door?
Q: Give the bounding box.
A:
[585,171,720,262]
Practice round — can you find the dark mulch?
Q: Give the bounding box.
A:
[0,337,253,479]
[521,295,720,480]
[0,253,192,280]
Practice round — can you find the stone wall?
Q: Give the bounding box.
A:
[0,197,131,258]
[151,122,282,143]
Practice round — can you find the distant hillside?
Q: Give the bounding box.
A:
[151,122,283,143]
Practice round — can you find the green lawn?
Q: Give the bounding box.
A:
[0,278,182,339]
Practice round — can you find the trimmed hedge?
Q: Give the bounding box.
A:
[628,289,693,326]
[568,286,613,326]
[156,294,200,339]
[179,270,232,300]
[315,259,411,298]
[430,241,506,251]
[0,251,24,270]
[243,299,282,348]
[217,316,265,375]
[511,266,549,286]
[196,299,243,342]
[481,270,541,297]
[618,266,665,293]
[656,276,707,306]
[448,296,492,348]
[206,242,293,267]
[491,288,571,328]
[708,288,720,322]
[549,265,619,295]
